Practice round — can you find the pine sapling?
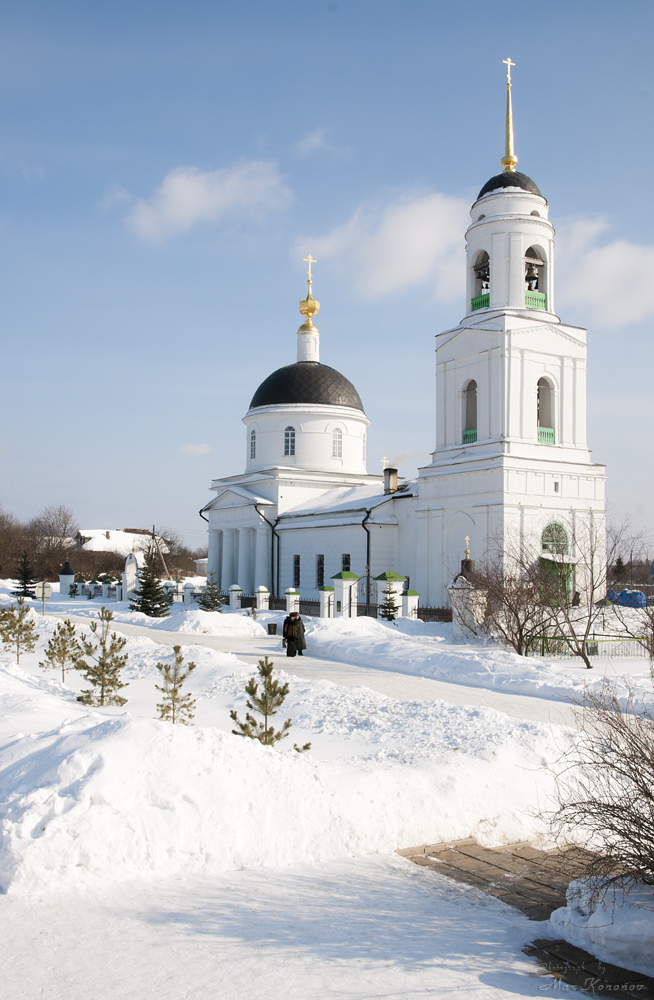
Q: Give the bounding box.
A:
[230,656,311,752]
[195,572,223,612]
[39,618,84,683]
[129,547,173,618]
[68,582,79,598]
[76,606,128,706]
[0,597,39,663]
[155,644,197,725]
[379,585,400,621]
[11,552,37,599]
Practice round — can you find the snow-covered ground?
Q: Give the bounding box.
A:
[549,880,654,978]
[1,581,652,995]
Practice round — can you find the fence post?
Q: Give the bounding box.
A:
[319,586,334,618]
[255,585,270,611]
[229,584,242,610]
[285,588,300,614]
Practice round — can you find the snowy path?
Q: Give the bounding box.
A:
[1,855,552,999]
[45,611,577,727]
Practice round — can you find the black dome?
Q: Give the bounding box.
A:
[477,170,543,201]
[249,361,364,411]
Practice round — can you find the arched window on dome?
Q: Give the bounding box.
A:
[537,378,555,445]
[284,426,295,456]
[463,380,477,444]
[472,250,490,311]
[332,427,343,458]
[250,430,256,460]
[525,246,547,310]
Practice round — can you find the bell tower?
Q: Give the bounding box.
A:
[414,60,606,606]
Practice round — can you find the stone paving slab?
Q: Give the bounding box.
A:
[399,838,654,996]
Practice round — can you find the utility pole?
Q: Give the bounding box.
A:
[152,524,172,580]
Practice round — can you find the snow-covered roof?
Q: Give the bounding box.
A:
[204,486,274,510]
[76,529,167,556]
[281,481,418,519]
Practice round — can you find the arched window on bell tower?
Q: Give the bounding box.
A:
[537,377,555,445]
[525,246,547,311]
[471,251,490,311]
[463,380,477,444]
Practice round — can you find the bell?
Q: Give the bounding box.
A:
[526,262,539,290]
[525,264,538,292]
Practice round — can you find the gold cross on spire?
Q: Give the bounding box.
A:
[381,455,388,471]
[503,57,515,85]
[303,254,317,283]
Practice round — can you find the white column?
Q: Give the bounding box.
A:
[401,591,419,620]
[229,585,242,609]
[208,529,222,586]
[255,525,270,591]
[238,528,253,594]
[222,530,235,590]
[332,575,359,618]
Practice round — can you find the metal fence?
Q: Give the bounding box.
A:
[528,636,650,659]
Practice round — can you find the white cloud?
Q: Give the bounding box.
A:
[127,161,293,243]
[297,191,468,302]
[178,443,212,457]
[97,183,132,211]
[293,127,349,158]
[294,128,330,157]
[557,218,654,328]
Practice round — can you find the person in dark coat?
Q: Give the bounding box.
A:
[283,611,306,657]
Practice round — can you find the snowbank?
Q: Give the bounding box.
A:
[0,702,561,896]
[548,880,654,978]
[304,616,654,711]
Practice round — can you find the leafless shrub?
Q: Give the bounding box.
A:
[471,545,554,656]
[551,675,654,893]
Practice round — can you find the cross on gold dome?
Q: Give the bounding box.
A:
[298,254,320,328]
[303,254,317,282]
[503,57,515,84]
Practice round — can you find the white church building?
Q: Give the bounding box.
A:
[200,66,606,610]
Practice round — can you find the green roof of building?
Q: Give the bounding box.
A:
[319,585,335,591]
[374,571,406,581]
[405,589,420,597]
[330,571,359,580]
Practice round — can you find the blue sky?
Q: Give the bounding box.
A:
[1,0,653,549]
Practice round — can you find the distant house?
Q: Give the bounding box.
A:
[74,529,169,560]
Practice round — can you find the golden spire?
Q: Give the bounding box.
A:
[501,57,518,172]
[298,254,320,330]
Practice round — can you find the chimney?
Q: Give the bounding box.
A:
[383,467,398,494]
[106,531,111,539]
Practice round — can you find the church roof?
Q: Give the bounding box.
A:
[477,170,543,201]
[249,361,364,412]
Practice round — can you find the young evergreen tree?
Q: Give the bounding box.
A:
[39,618,84,683]
[379,585,400,621]
[129,547,173,618]
[195,571,223,612]
[68,582,78,598]
[76,607,128,706]
[155,645,196,725]
[11,552,37,599]
[0,597,39,663]
[230,656,310,752]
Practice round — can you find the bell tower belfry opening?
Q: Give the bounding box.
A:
[415,59,606,606]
